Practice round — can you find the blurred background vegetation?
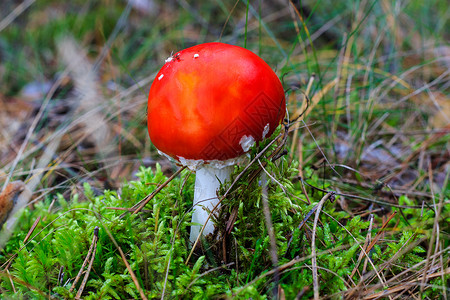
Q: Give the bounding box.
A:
[0,0,448,298]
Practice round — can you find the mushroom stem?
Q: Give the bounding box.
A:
[190,165,233,244]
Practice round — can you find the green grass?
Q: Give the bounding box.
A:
[0,0,449,298]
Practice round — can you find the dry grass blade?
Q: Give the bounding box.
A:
[102,224,148,300]
[285,195,324,255]
[1,56,71,192]
[0,271,51,298]
[420,163,448,294]
[119,166,186,219]
[365,211,397,255]
[1,209,89,271]
[6,269,16,293]
[0,0,35,32]
[363,268,450,299]
[22,216,41,244]
[311,192,335,300]
[349,214,374,279]
[289,74,315,159]
[291,77,337,123]
[259,168,279,297]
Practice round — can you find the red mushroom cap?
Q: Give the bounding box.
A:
[147,42,285,164]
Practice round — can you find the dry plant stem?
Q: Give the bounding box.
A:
[289,75,315,159]
[363,267,450,300]
[3,216,40,271]
[218,0,240,39]
[420,164,448,294]
[362,215,374,274]
[302,119,341,178]
[75,227,99,299]
[311,192,335,300]
[371,246,450,294]
[365,211,397,255]
[321,210,391,292]
[303,179,423,209]
[118,166,186,219]
[2,69,67,192]
[439,241,447,300]
[354,237,425,298]
[285,195,325,255]
[297,135,311,204]
[69,227,99,294]
[23,216,40,244]
[0,0,35,32]
[6,269,16,293]
[1,208,95,270]
[0,272,51,298]
[102,223,148,300]
[260,169,279,297]
[350,214,374,278]
[292,78,337,124]
[161,252,171,300]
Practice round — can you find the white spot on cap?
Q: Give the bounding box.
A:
[194,54,199,58]
[262,123,270,139]
[158,74,164,80]
[240,135,255,152]
[165,56,173,63]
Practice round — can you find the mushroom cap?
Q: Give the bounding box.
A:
[147,42,285,164]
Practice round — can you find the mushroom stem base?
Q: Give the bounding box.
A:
[190,165,233,244]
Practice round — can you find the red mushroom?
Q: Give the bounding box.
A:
[147,42,285,243]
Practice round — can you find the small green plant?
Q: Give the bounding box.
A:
[2,133,445,298]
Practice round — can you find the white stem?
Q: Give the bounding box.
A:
[189,165,233,244]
